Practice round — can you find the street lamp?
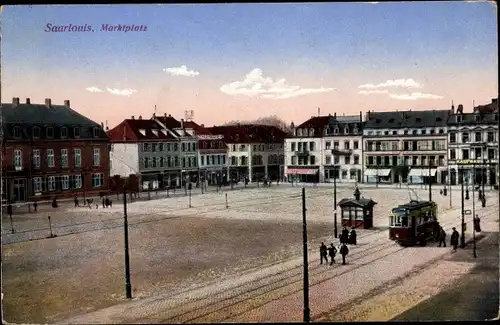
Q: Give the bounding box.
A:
[122,185,132,299]
[472,165,477,258]
[460,167,466,248]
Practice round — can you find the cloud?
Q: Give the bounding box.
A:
[358,89,389,95]
[358,78,423,90]
[106,87,137,97]
[389,92,444,100]
[85,86,104,93]
[220,68,335,99]
[163,65,200,77]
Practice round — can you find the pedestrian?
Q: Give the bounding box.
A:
[102,197,106,208]
[105,197,110,208]
[474,215,481,232]
[328,243,337,265]
[450,227,459,251]
[341,227,349,244]
[74,196,79,208]
[33,200,38,212]
[7,203,12,217]
[340,243,349,265]
[319,242,328,265]
[348,228,357,245]
[438,226,447,247]
[482,196,486,208]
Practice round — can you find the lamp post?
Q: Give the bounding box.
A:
[333,163,338,239]
[460,167,466,248]
[301,187,311,322]
[428,160,433,202]
[123,186,132,299]
[472,165,477,258]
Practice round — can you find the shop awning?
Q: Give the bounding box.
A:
[408,168,437,177]
[364,168,391,177]
[287,168,318,175]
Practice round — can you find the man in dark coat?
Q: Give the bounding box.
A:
[74,196,79,208]
[348,229,357,245]
[341,227,349,244]
[474,215,481,232]
[328,243,337,265]
[7,204,12,217]
[340,243,349,265]
[438,226,446,247]
[450,227,459,251]
[319,242,328,265]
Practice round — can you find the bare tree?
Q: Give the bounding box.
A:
[223,115,292,133]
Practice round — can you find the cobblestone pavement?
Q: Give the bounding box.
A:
[58,192,498,324]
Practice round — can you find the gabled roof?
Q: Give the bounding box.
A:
[447,112,498,126]
[338,197,377,208]
[474,98,498,114]
[207,124,287,144]
[364,110,450,129]
[295,114,363,137]
[107,119,176,142]
[183,121,213,136]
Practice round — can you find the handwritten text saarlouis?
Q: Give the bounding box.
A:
[101,24,148,32]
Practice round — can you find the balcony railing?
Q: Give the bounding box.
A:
[295,150,309,157]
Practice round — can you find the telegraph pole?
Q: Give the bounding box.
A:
[333,164,338,238]
[428,160,432,202]
[472,166,477,258]
[123,186,132,299]
[460,168,465,249]
[301,187,311,322]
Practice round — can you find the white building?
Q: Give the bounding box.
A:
[447,101,498,186]
[284,113,363,183]
[363,110,450,185]
[208,124,286,182]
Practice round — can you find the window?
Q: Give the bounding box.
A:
[144,157,150,168]
[310,156,316,165]
[159,143,164,151]
[344,141,350,150]
[353,141,359,150]
[344,155,351,164]
[31,127,42,139]
[309,142,315,151]
[487,132,495,142]
[74,127,81,138]
[93,127,100,138]
[62,175,69,190]
[325,155,331,165]
[32,149,40,168]
[368,156,374,165]
[462,149,469,160]
[48,176,56,191]
[74,174,83,189]
[93,148,100,166]
[475,131,482,142]
[61,149,68,168]
[449,132,456,143]
[61,127,68,138]
[333,141,339,149]
[325,141,331,150]
[488,148,496,160]
[13,150,22,168]
[291,142,296,151]
[47,149,55,168]
[92,173,104,188]
[474,147,482,159]
[182,143,186,152]
[33,177,42,193]
[462,132,469,143]
[412,130,417,135]
[342,170,348,179]
[46,127,54,138]
[13,126,21,138]
[450,149,456,160]
[354,155,360,165]
[73,149,82,167]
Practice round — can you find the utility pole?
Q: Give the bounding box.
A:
[460,168,465,249]
[472,165,477,258]
[428,160,432,202]
[123,186,132,299]
[301,187,311,322]
[449,166,452,209]
[333,164,338,238]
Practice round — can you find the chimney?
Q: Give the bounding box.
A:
[26,98,31,104]
[131,115,135,120]
[106,126,109,131]
[101,122,104,129]
[64,100,70,107]
[359,111,362,121]
[168,114,171,117]
[334,112,337,119]
[451,100,455,113]
[12,97,20,107]
[180,118,184,129]
[457,104,464,114]
[201,124,205,127]
[45,98,52,107]
[367,110,371,120]
[139,115,142,120]
[164,113,167,118]
[152,113,156,119]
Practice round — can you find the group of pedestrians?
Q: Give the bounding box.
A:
[437,214,482,251]
[320,242,350,265]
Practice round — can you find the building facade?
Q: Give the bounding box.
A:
[184,121,228,185]
[107,116,181,189]
[284,113,363,183]
[447,100,498,186]
[153,114,199,185]
[363,110,450,184]
[208,124,286,182]
[1,97,110,203]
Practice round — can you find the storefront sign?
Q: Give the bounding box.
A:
[456,159,484,165]
[197,134,224,140]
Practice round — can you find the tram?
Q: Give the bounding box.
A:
[389,200,439,246]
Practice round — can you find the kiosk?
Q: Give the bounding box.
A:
[337,187,377,229]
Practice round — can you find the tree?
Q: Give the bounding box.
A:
[223,115,292,133]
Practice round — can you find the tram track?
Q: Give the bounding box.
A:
[128,209,482,324]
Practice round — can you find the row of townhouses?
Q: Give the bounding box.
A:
[1,96,498,203]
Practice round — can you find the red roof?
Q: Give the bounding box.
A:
[107,119,176,142]
[207,124,287,144]
[154,115,182,129]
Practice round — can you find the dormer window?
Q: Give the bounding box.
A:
[13,126,21,138]
[324,128,328,135]
[344,128,349,134]
[32,126,41,138]
[93,127,100,138]
[309,128,315,136]
[61,127,68,138]
[152,129,158,137]
[475,115,481,122]
[334,128,339,134]
[161,130,168,136]
[138,129,146,136]
[297,129,302,136]
[457,115,462,123]
[74,127,81,138]
[353,127,358,133]
[46,127,54,138]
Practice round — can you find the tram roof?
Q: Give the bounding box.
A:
[394,200,435,210]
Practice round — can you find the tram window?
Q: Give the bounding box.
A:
[423,212,429,222]
[402,216,408,227]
